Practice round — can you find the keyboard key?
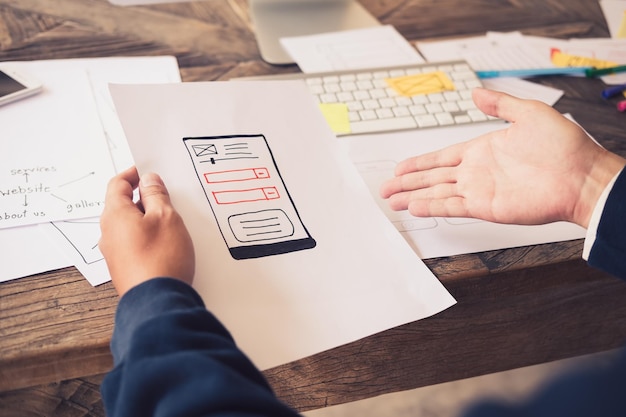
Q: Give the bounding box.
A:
[467,109,488,121]
[442,101,460,112]
[324,83,341,93]
[370,88,387,99]
[362,99,380,110]
[395,96,413,106]
[392,106,411,117]
[426,103,443,113]
[357,80,374,90]
[353,90,371,100]
[379,97,396,108]
[415,114,438,127]
[350,116,417,134]
[337,92,354,102]
[320,93,337,103]
[412,95,429,105]
[340,81,358,92]
[452,71,478,81]
[409,104,427,115]
[428,93,445,103]
[376,108,394,119]
[443,91,461,101]
[435,112,455,125]
[465,79,483,89]
[360,109,378,120]
[459,89,473,99]
[454,115,472,124]
[308,84,324,95]
[458,100,476,110]
[346,101,363,111]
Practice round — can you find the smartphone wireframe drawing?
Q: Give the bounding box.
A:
[184,134,316,260]
[0,66,43,107]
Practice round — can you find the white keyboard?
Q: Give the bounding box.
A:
[250,61,495,136]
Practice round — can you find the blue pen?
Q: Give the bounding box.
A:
[475,67,592,79]
[601,84,626,99]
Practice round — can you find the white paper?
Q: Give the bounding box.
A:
[44,56,182,286]
[110,80,456,369]
[0,63,115,229]
[80,56,182,172]
[280,25,425,73]
[0,225,70,282]
[416,32,553,71]
[0,56,180,284]
[346,123,587,259]
[415,33,567,102]
[600,0,626,38]
[40,218,111,286]
[481,78,563,106]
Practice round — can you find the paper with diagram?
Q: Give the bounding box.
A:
[0,56,181,284]
[0,62,115,229]
[40,56,182,286]
[109,80,456,369]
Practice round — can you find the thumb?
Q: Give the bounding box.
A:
[139,172,172,213]
[471,88,515,120]
[472,87,549,124]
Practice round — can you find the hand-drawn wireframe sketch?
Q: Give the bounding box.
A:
[184,134,316,260]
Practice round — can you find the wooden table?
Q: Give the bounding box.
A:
[2,0,626,415]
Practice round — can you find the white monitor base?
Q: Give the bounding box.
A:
[249,0,380,65]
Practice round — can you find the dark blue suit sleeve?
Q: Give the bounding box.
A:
[461,168,626,417]
[461,351,626,417]
[101,277,301,417]
[588,168,626,280]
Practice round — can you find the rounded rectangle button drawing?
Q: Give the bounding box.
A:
[228,208,294,243]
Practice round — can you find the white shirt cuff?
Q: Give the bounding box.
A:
[582,172,621,260]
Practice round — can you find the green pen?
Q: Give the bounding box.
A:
[585,65,626,78]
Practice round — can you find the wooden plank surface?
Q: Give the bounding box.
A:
[1,0,626,415]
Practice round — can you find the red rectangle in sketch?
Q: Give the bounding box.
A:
[204,167,270,183]
[213,187,280,204]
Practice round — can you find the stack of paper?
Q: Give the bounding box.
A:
[0,56,181,285]
[416,31,626,85]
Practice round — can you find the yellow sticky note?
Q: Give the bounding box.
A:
[618,11,626,38]
[550,49,617,69]
[318,103,351,135]
[385,71,455,97]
